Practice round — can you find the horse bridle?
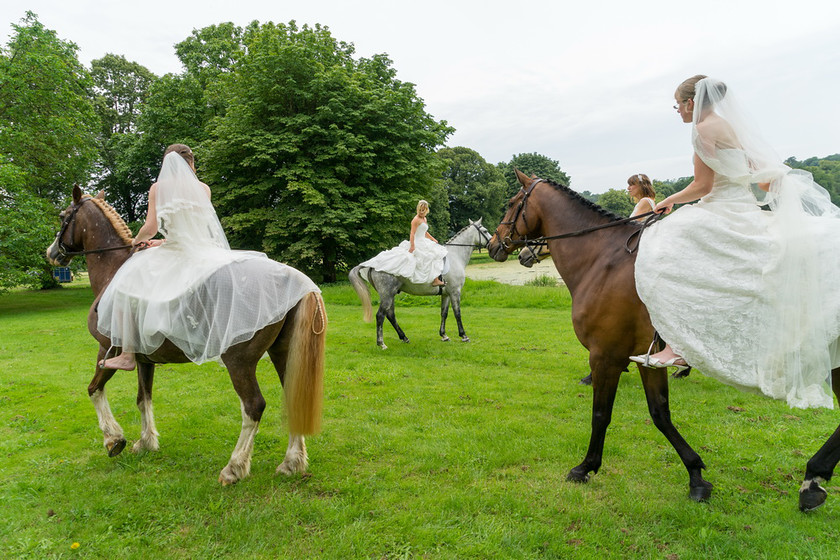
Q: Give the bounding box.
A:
[444,222,492,248]
[497,177,544,252]
[54,197,133,259]
[496,178,664,254]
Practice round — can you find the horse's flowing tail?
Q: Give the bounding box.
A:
[348,265,373,323]
[284,292,326,435]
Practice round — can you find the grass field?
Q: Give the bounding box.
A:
[2,273,840,559]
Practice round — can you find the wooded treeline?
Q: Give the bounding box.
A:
[1,12,837,289]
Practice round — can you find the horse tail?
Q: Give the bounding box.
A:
[348,265,373,323]
[284,291,326,435]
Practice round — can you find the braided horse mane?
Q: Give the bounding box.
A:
[540,178,626,223]
[84,194,134,245]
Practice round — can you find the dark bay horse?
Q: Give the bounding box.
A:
[488,169,840,510]
[349,219,490,349]
[46,187,326,485]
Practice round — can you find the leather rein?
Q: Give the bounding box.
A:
[498,178,664,254]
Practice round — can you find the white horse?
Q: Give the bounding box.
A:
[349,219,490,348]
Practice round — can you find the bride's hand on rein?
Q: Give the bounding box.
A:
[654,200,674,215]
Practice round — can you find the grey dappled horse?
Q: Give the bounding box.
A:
[349,219,491,349]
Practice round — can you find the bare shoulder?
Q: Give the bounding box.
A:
[200,182,212,198]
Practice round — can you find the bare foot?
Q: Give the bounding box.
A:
[100,353,136,371]
[647,351,686,366]
[432,278,445,287]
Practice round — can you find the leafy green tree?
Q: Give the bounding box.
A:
[90,54,157,222]
[654,176,693,199]
[786,154,840,205]
[596,188,635,216]
[201,21,452,282]
[0,160,58,292]
[578,190,600,203]
[436,147,507,233]
[0,12,98,203]
[112,73,209,227]
[497,152,571,198]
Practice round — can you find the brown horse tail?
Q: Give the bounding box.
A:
[284,291,326,435]
[348,265,373,323]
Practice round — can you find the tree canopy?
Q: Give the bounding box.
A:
[435,147,507,234]
[0,12,98,204]
[200,21,453,282]
[497,152,571,199]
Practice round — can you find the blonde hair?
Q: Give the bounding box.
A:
[163,143,195,168]
[416,199,429,217]
[627,173,655,201]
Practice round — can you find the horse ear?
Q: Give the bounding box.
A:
[476,217,483,225]
[514,168,530,187]
[72,184,83,204]
[95,190,105,200]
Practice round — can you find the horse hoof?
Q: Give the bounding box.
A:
[578,374,593,386]
[566,469,590,483]
[441,336,450,342]
[799,480,828,512]
[689,482,713,502]
[461,336,470,342]
[401,338,410,344]
[107,438,127,457]
[378,343,388,350]
[672,366,692,379]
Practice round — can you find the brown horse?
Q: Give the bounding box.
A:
[488,169,840,510]
[46,186,326,485]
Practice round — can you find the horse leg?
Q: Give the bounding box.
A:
[439,294,451,342]
[132,362,159,453]
[639,366,711,502]
[218,364,265,485]
[567,357,622,483]
[800,367,840,511]
[377,293,408,347]
[449,292,469,342]
[88,348,127,457]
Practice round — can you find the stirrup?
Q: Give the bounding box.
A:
[98,345,115,369]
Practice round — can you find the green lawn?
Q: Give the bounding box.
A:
[1,276,839,559]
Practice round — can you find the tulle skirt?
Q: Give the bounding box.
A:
[96,243,319,364]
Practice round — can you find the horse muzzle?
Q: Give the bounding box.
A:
[487,238,510,262]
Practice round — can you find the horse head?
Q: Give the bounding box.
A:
[46,187,134,293]
[489,169,545,261]
[46,186,105,266]
[468,218,492,249]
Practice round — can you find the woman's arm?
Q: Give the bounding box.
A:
[409,217,420,253]
[133,184,160,245]
[424,229,438,243]
[654,154,715,214]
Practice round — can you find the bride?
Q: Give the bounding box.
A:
[360,199,448,286]
[632,75,840,409]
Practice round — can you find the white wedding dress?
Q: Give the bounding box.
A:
[360,221,448,284]
[96,153,319,364]
[635,79,840,409]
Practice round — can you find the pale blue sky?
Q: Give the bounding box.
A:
[4,0,839,192]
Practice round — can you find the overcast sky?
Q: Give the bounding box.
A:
[4,0,839,193]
